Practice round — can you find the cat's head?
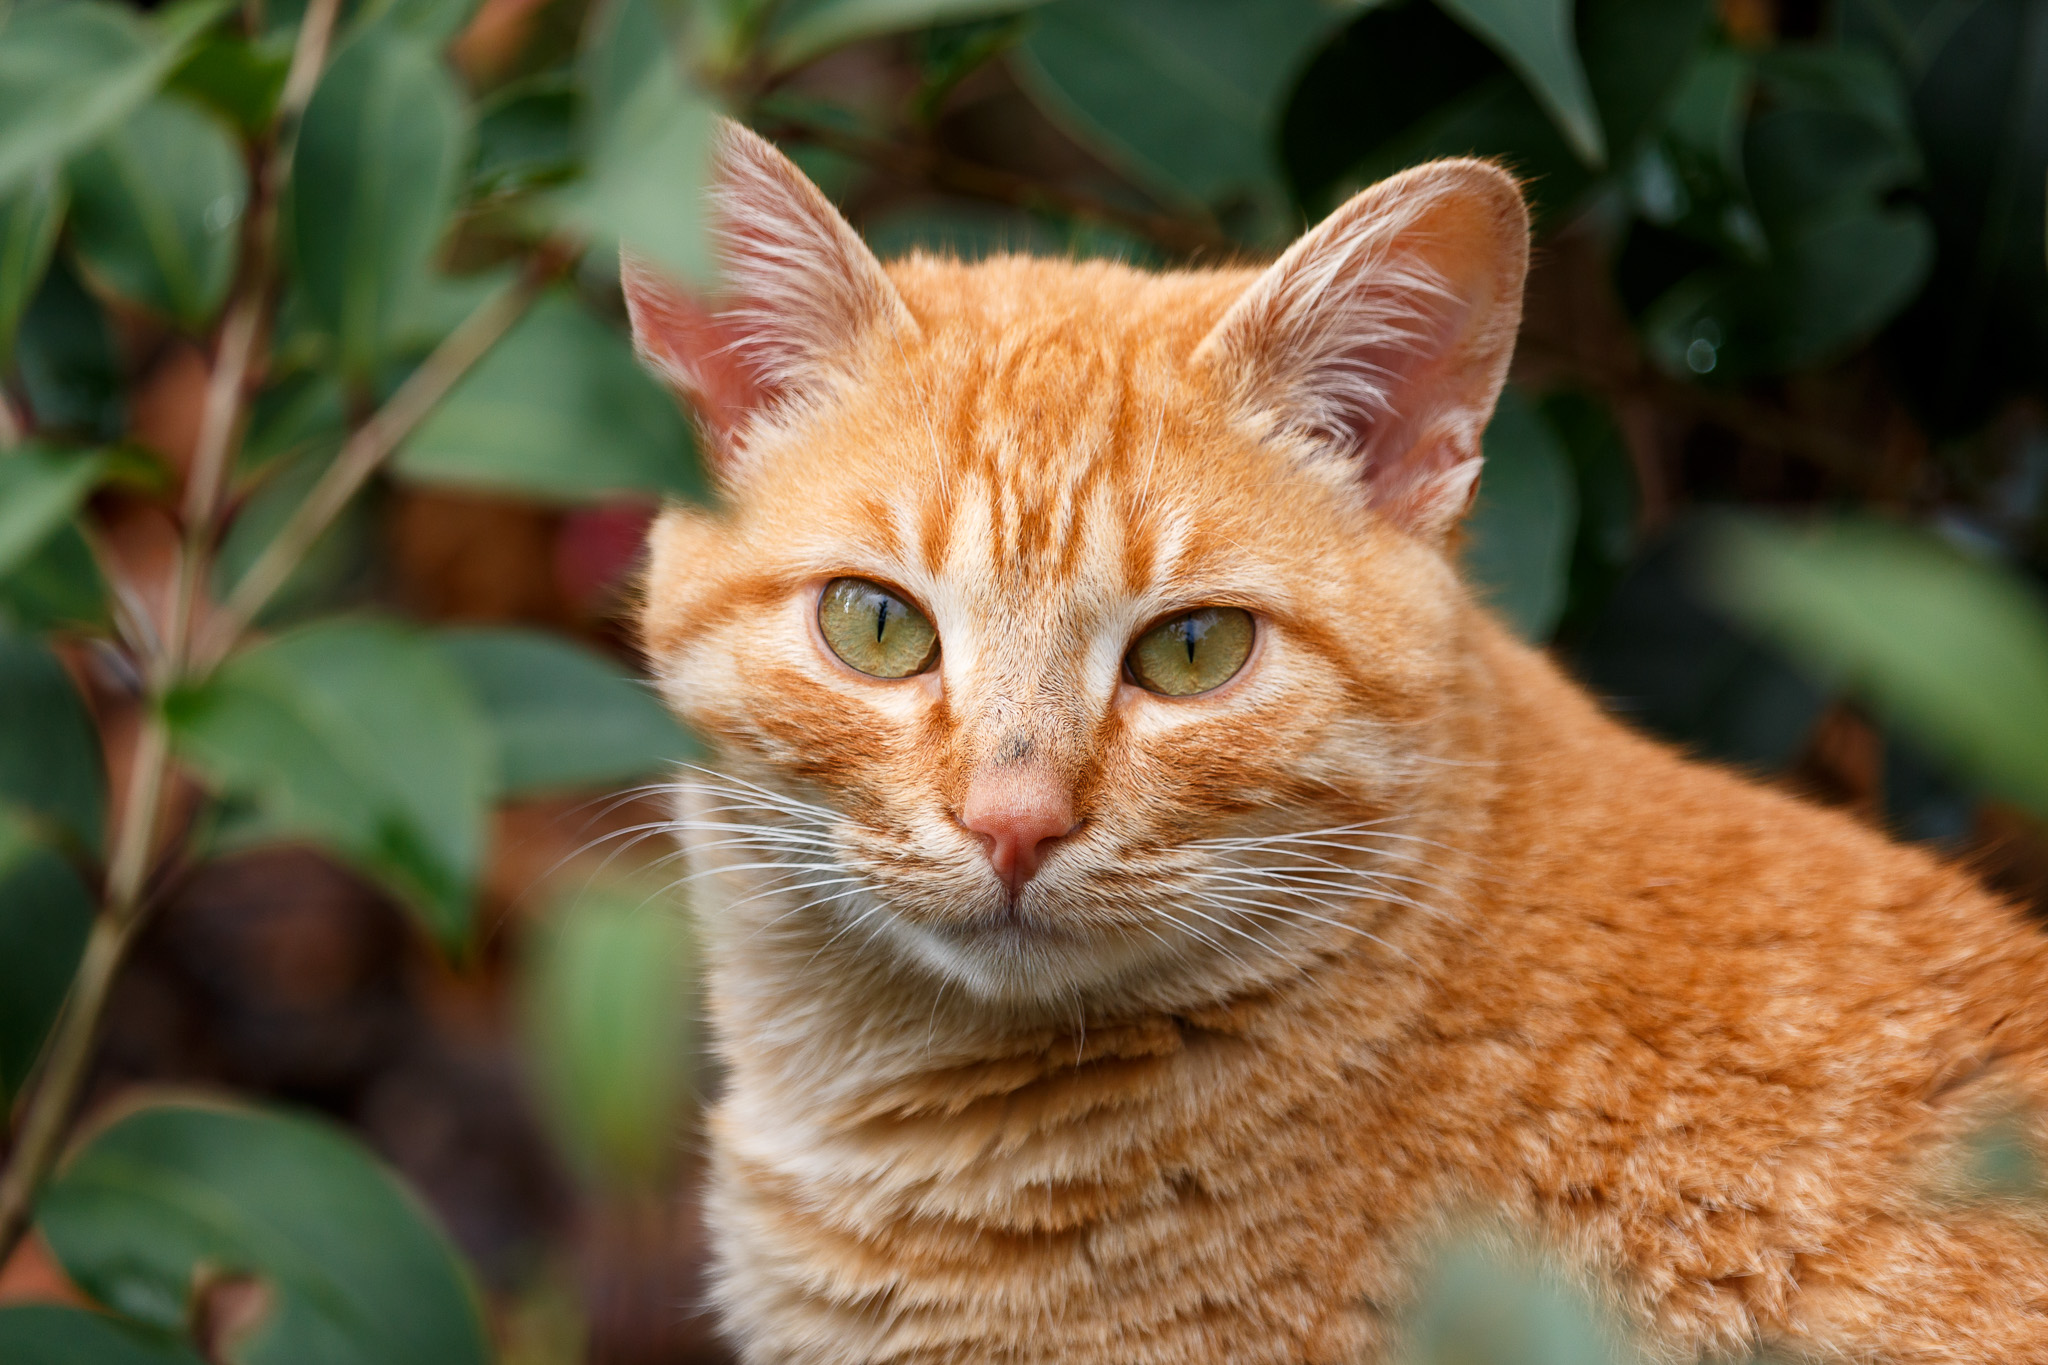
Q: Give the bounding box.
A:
[630,122,1527,1008]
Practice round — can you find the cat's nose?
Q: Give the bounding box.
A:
[959,764,1078,894]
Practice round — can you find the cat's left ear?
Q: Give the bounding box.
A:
[1192,159,1529,538]
[620,119,918,482]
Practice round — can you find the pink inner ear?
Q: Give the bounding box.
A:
[622,266,771,443]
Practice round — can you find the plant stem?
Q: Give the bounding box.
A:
[200,252,564,665]
[0,0,349,1272]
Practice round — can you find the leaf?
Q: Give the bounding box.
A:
[0,821,93,1104]
[291,27,466,377]
[351,0,486,45]
[37,1100,491,1365]
[764,0,1051,72]
[397,291,705,503]
[0,624,106,854]
[558,54,718,285]
[1464,386,1579,641]
[471,73,579,196]
[1402,1239,1623,1365]
[1705,516,2048,819]
[1574,0,1711,162]
[165,618,495,948]
[0,444,105,582]
[434,627,696,797]
[15,258,127,442]
[213,448,375,627]
[1643,204,1933,377]
[68,93,248,330]
[168,30,293,134]
[0,1306,204,1365]
[1014,0,1346,240]
[0,0,231,198]
[1434,0,1606,166]
[0,524,110,634]
[523,886,694,1186]
[0,169,66,369]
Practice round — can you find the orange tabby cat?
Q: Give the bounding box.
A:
[625,122,2048,1363]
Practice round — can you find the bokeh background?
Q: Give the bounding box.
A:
[1,0,2046,1361]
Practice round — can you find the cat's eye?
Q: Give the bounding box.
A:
[1125,607,1255,697]
[818,577,940,679]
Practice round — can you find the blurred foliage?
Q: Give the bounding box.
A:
[0,0,2044,1359]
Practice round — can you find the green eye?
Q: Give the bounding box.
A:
[819,577,939,679]
[1126,607,1255,697]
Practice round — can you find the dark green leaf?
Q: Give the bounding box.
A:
[68,93,248,330]
[0,444,105,581]
[398,290,705,502]
[168,30,293,133]
[1743,46,1920,237]
[1576,0,1711,163]
[38,1101,491,1365]
[15,258,126,441]
[1434,0,1606,165]
[214,448,375,627]
[0,523,111,633]
[472,74,579,196]
[0,1306,204,1365]
[0,0,230,197]
[0,822,92,1103]
[166,618,495,947]
[576,0,663,153]
[765,0,1051,72]
[291,28,466,377]
[1465,386,1579,641]
[435,627,696,796]
[523,886,693,1186]
[0,169,66,368]
[1014,0,1346,240]
[351,0,486,45]
[1706,517,2048,818]
[0,625,106,853]
[1644,204,1933,377]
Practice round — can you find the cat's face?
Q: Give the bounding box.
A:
[632,125,1527,1007]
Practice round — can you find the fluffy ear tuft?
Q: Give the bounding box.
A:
[1193,160,1529,537]
[621,120,917,480]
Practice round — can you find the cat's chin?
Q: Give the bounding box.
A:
[879,906,1168,1005]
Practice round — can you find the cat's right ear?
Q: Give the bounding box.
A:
[620,120,917,482]
[1193,159,1529,540]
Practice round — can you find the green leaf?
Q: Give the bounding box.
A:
[213,447,375,627]
[765,0,1050,72]
[351,0,487,45]
[0,169,66,369]
[1644,204,1933,377]
[472,73,579,196]
[0,0,232,198]
[166,618,495,947]
[435,627,696,797]
[1403,1239,1623,1365]
[0,624,106,854]
[0,823,93,1104]
[16,258,126,442]
[38,1100,491,1365]
[1575,0,1711,163]
[0,523,112,633]
[68,93,248,330]
[168,30,293,134]
[0,444,105,582]
[1464,386,1578,642]
[291,28,466,377]
[558,54,717,285]
[1706,517,2048,818]
[1434,0,1606,166]
[0,1306,204,1365]
[1014,0,1347,240]
[523,886,694,1186]
[397,291,705,502]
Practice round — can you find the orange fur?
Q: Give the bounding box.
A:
[631,124,2048,1363]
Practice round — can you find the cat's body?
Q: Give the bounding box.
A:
[630,125,2048,1362]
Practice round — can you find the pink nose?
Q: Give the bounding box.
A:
[959,764,1078,893]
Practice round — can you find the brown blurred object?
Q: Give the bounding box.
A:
[1790,703,1886,820]
[127,340,210,481]
[390,488,576,627]
[0,1234,87,1308]
[1975,805,2048,920]
[577,1184,724,1365]
[454,0,561,85]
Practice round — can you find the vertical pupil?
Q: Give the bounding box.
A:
[1180,617,1198,665]
[875,597,891,643]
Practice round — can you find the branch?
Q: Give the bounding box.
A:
[199,249,566,665]
[761,116,1238,260]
